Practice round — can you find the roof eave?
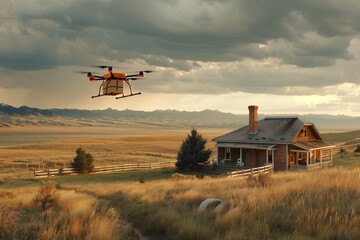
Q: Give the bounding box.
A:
[216,140,292,145]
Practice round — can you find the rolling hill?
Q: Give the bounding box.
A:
[1,103,360,131]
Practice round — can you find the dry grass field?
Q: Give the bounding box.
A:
[1,127,360,239]
[1,159,359,239]
[76,164,359,240]
[0,182,135,239]
[0,127,223,179]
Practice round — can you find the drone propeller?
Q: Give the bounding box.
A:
[75,71,99,74]
[93,65,114,73]
[95,65,110,69]
[143,70,154,73]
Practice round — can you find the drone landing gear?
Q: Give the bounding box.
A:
[91,93,114,98]
[116,92,141,99]
[115,80,141,99]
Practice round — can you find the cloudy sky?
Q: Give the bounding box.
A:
[1,0,360,116]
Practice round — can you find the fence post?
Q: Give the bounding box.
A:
[48,169,50,177]
[138,163,140,170]
[251,168,253,177]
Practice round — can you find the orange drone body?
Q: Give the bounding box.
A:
[102,72,126,79]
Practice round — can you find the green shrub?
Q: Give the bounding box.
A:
[71,148,94,174]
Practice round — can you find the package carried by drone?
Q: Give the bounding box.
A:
[103,79,124,95]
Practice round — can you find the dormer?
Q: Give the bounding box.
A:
[294,124,323,142]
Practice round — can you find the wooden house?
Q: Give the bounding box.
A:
[213,106,335,171]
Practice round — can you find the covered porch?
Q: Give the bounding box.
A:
[288,141,335,170]
[216,143,276,168]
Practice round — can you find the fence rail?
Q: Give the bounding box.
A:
[34,160,177,178]
[227,164,273,178]
[332,143,359,154]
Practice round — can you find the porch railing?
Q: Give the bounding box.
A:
[227,164,273,178]
[290,160,332,171]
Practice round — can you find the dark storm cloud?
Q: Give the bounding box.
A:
[1,0,360,96]
[2,0,360,68]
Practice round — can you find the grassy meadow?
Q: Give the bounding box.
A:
[0,127,224,176]
[1,154,359,239]
[0,128,360,239]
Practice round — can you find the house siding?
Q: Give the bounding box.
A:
[218,147,225,163]
[242,149,266,168]
[229,148,240,166]
[294,126,319,141]
[274,144,287,171]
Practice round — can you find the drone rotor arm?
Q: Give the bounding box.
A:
[126,74,142,78]
[88,75,105,81]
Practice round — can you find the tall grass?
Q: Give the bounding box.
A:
[0,185,133,239]
[86,165,360,239]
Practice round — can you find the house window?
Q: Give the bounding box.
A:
[290,154,294,163]
[225,147,231,159]
[299,153,302,158]
[302,128,307,137]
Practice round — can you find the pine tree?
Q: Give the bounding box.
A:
[176,129,212,171]
[71,147,94,174]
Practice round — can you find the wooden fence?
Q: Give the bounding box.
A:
[227,164,273,178]
[332,143,359,154]
[34,160,177,179]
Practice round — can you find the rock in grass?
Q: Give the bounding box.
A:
[198,198,222,212]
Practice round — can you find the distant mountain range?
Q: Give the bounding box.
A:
[0,103,359,131]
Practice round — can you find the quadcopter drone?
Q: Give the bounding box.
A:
[82,66,152,99]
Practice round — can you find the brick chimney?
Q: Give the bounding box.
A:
[248,105,258,134]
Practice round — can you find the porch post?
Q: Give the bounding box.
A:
[286,144,288,170]
[272,150,275,167]
[240,148,242,160]
[306,151,309,170]
[320,150,322,166]
[217,147,219,165]
[237,148,243,167]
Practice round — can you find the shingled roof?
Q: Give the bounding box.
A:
[213,117,308,144]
